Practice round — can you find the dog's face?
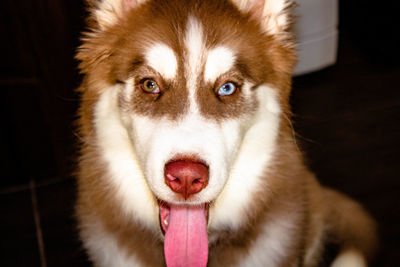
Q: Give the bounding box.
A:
[118,6,274,206]
[79,0,295,237]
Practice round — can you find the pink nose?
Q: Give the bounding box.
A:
[164,160,209,199]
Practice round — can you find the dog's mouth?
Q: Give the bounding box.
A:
[159,200,209,267]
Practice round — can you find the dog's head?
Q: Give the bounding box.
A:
[78,0,295,264]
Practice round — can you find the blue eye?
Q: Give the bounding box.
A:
[217,82,237,96]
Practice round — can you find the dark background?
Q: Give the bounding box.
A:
[1,1,399,266]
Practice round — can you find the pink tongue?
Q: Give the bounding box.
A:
[164,205,208,267]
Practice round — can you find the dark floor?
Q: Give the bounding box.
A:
[1,29,399,267]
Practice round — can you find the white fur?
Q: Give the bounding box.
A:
[209,85,281,231]
[230,0,292,35]
[184,16,206,113]
[93,0,124,29]
[123,77,134,102]
[237,211,300,266]
[97,80,283,264]
[262,0,291,34]
[93,0,149,29]
[145,43,178,80]
[204,46,236,82]
[125,112,241,206]
[331,250,366,267]
[94,85,159,230]
[83,220,141,267]
[185,16,205,78]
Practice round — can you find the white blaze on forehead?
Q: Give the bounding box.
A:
[145,43,177,79]
[184,16,205,113]
[204,47,236,82]
[185,16,205,78]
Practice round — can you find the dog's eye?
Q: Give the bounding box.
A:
[217,82,237,96]
[141,79,160,94]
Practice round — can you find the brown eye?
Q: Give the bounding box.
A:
[141,79,160,94]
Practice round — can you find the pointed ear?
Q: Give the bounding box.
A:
[87,0,147,30]
[231,0,294,36]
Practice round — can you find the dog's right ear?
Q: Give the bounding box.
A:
[86,0,147,30]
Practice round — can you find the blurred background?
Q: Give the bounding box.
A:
[1,0,399,266]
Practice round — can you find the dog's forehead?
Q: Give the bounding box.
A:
[115,0,273,120]
[125,0,265,81]
[141,15,241,84]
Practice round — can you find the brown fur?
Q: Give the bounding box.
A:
[322,188,378,261]
[76,0,378,266]
[76,0,294,121]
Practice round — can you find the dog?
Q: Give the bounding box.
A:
[75,0,378,266]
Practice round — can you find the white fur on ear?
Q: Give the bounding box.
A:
[230,0,293,35]
[91,0,147,30]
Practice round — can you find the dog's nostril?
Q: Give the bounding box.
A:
[164,160,209,199]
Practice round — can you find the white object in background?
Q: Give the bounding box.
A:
[293,0,339,76]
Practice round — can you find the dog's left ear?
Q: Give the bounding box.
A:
[231,0,294,36]
[87,0,147,30]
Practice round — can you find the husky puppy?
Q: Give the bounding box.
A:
[76,0,378,266]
